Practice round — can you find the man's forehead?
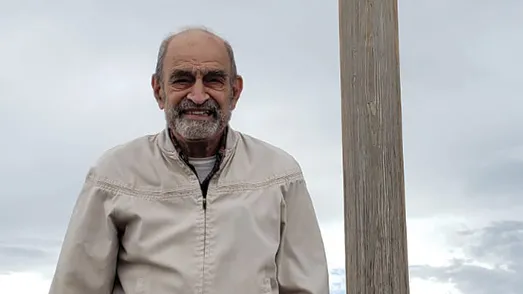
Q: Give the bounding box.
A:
[166,59,229,76]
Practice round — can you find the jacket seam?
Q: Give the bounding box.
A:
[216,170,303,193]
[86,168,304,200]
[86,173,199,201]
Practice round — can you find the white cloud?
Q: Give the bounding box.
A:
[410,278,461,294]
[0,272,51,294]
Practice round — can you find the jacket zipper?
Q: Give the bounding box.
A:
[200,173,212,294]
[202,193,207,294]
[186,160,216,294]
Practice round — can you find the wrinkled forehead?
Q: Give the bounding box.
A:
[164,32,231,75]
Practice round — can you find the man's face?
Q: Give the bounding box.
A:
[153,31,242,141]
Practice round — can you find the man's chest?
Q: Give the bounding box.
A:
[115,182,284,263]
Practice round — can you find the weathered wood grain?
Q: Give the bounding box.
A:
[338,0,411,293]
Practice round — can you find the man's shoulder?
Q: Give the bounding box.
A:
[89,132,160,179]
[232,131,303,181]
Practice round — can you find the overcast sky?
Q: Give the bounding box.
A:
[1,0,522,293]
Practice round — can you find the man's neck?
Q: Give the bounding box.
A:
[170,129,226,158]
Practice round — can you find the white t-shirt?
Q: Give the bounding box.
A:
[188,156,217,183]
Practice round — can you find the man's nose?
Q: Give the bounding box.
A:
[186,80,209,105]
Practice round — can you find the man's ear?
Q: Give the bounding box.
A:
[230,75,243,110]
[151,74,165,110]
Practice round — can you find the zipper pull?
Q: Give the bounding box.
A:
[202,198,207,210]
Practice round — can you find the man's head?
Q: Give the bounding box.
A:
[151,27,243,142]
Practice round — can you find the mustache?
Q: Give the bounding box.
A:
[174,98,220,115]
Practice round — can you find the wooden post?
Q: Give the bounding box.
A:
[338,0,410,293]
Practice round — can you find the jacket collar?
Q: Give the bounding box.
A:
[158,125,239,162]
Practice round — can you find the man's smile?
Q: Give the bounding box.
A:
[181,109,215,120]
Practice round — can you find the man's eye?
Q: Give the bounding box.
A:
[174,79,190,84]
[206,78,223,84]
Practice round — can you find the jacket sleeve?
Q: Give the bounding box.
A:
[276,177,330,294]
[49,171,119,294]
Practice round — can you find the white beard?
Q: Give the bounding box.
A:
[172,116,222,140]
[163,91,234,140]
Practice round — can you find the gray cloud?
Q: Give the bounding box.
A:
[0,235,60,278]
[411,221,523,293]
[0,245,52,273]
[464,159,523,208]
[399,0,523,219]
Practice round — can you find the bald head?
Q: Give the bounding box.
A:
[154,27,237,83]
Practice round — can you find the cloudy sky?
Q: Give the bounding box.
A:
[1,0,522,293]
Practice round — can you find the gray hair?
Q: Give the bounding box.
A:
[154,26,238,83]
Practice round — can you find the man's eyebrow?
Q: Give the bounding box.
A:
[204,69,227,78]
[170,69,193,79]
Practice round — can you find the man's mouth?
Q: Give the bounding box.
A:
[181,109,215,119]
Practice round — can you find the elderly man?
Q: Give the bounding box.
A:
[49,27,329,294]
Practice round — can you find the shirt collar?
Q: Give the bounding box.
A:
[168,127,229,165]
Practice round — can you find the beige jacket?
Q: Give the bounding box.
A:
[49,128,329,294]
